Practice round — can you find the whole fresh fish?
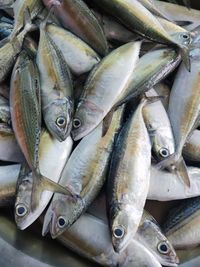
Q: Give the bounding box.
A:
[15,130,73,230]
[143,89,175,160]
[0,11,33,83]
[58,212,162,267]
[90,0,191,70]
[37,16,73,142]
[10,50,70,211]
[183,130,200,162]
[166,47,200,186]
[163,197,200,249]
[148,165,200,201]
[154,83,170,110]
[10,0,43,39]
[107,98,151,252]
[137,210,179,267]
[42,0,108,56]
[42,106,124,238]
[72,41,141,141]
[116,48,181,107]
[0,95,10,125]
[46,23,100,76]
[0,132,24,162]
[0,164,20,206]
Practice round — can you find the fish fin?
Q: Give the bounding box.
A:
[102,109,114,137]
[179,45,191,72]
[183,0,191,9]
[156,154,190,188]
[31,173,75,211]
[42,211,53,236]
[176,21,192,27]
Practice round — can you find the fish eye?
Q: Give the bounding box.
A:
[73,118,81,129]
[57,216,66,228]
[56,116,66,128]
[113,226,125,239]
[15,204,28,217]
[157,242,170,254]
[180,33,191,44]
[159,148,169,158]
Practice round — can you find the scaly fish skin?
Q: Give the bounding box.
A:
[37,20,73,142]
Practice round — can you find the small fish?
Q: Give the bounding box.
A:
[42,0,108,56]
[107,98,151,252]
[163,197,200,249]
[148,165,200,201]
[183,130,200,162]
[10,0,43,39]
[42,106,124,238]
[46,23,100,76]
[15,131,73,230]
[72,41,141,140]
[143,89,175,160]
[37,15,74,142]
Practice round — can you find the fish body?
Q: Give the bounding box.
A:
[15,131,73,230]
[42,106,124,238]
[0,0,14,9]
[72,41,141,140]
[0,21,13,40]
[46,23,100,76]
[143,89,175,160]
[37,19,73,142]
[42,0,108,56]
[163,197,200,249]
[154,83,170,110]
[183,130,200,162]
[108,99,151,252]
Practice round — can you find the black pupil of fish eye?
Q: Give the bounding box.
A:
[58,217,66,227]
[161,149,168,156]
[160,244,168,252]
[57,117,65,126]
[17,206,25,215]
[182,34,189,39]
[73,119,81,128]
[114,228,123,237]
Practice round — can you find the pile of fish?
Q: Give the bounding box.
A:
[1,0,200,266]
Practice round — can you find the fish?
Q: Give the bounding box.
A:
[46,23,100,76]
[57,212,162,267]
[72,41,141,141]
[183,130,200,162]
[143,89,175,160]
[0,164,21,206]
[116,48,181,107]
[0,131,24,162]
[163,197,200,249]
[42,106,124,238]
[10,0,43,39]
[136,210,179,267]
[0,9,34,83]
[37,15,74,142]
[164,46,200,187]
[90,0,191,70]
[154,82,170,110]
[42,0,108,56]
[148,165,200,201]
[15,130,73,230]
[107,98,151,252]
[10,50,71,211]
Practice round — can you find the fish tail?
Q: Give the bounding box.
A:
[179,45,191,72]
[31,172,75,211]
[156,153,190,188]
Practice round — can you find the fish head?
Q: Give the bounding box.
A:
[44,97,73,142]
[138,220,179,266]
[171,31,192,46]
[111,208,135,253]
[72,100,104,141]
[43,195,83,238]
[152,130,175,161]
